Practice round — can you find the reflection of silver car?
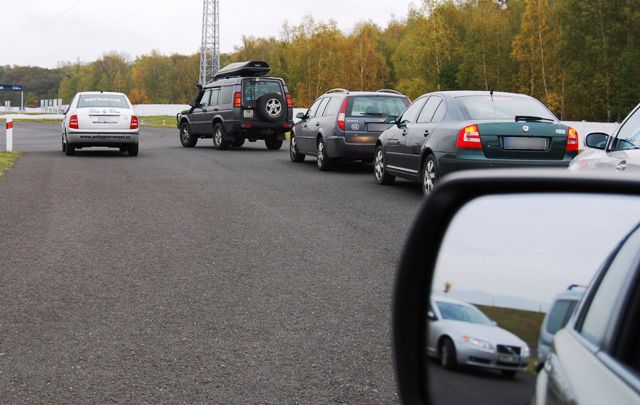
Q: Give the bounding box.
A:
[427,296,530,377]
[536,285,584,367]
[62,91,139,156]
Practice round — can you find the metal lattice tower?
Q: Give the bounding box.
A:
[199,0,220,86]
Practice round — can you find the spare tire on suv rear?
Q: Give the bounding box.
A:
[257,93,286,122]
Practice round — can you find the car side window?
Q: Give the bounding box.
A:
[400,97,428,124]
[307,98,324,118]
[612,107,640,151]
[431,100,447,123]
[417,97,441,123]
[316,98,331,117]
[578,226,640,346]
[199,90,212,108]
[323,97,341,117]
[210,89,220,107]
[220,86,233,106]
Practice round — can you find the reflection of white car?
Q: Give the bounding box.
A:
[427,296,530,377]
[62,91,139,156]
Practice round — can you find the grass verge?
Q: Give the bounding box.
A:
[0,152,22,177]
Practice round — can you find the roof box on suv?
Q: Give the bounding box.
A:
[213,61,270,80]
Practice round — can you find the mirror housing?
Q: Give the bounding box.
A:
[296,112,306,119]
[385,115,398,124]
[585,132,609,150]
[393,169,640,405]
[427,311,437,321]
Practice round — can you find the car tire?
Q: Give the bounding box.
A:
[374,146,395,185]
[213,123,230,150]
[317,138,333,171]
[289,135,305,162]
[439,337,457,370]
[501,370,517,378]
[256,92,286,122]
[179,122,198,148]
[232,137,245,148]
[128,144,139,157]
[421,154,439,196]
[119,146,128,153]
[265,136,283,150]
[65,143,76,156]
[61,135,66,152]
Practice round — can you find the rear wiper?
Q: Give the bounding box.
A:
[361,112,386,117]
[515,115,554,123]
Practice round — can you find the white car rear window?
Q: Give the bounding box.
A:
[77,95,129,109]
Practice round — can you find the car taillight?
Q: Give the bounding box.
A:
[130,115,139,130]
[285,92,293,108]
[566,127,579,151]
[456,124,482,149]
[337,97,349,131]
[234,92,242,108]
[69,115,79,129]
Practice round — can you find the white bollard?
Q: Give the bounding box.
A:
[5,117,13,152]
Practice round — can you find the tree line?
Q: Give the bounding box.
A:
[2,0,639,122]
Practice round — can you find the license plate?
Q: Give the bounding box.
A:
[243,109,254,118]
[498,354,519,364]
[503,136,548,150]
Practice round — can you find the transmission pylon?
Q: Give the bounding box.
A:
[199,0,220,85]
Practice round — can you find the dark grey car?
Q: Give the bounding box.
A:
[289,89,410,170]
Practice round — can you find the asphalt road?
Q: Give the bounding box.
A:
[0,122,534,404]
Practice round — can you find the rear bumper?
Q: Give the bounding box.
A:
[67,131,139,146]
[226,121,292,139]
[325,136,376,159]
[439,155,571,177]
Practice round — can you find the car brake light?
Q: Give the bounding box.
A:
[285,92,293,108]
[566,127,579,151]
[130,115,139,129]
[337,97,349,131]
[456,124,482,149]
[69,115,79,129]
[234,92,242,108]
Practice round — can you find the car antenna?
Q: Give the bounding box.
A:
[489,88,496,115]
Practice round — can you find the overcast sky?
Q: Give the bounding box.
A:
[0,0,418,68]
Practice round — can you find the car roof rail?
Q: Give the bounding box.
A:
[377,89,403,95]
[325,88,349,94]
[567,284,587,290]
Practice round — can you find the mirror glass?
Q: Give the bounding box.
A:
[427,193,640,404]
[585,132,609,149]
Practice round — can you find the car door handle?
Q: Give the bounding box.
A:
[212,108,219,112]
[315,122,320,126]
[402,129,407,136]
[616,160,627,171]
[424,130,430,137]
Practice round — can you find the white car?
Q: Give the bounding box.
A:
[62,91,140,156]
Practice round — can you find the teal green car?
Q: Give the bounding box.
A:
[375,91,580,195]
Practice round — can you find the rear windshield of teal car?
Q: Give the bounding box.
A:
[545,299,578,335]
[457,95,556,121]
[77,95,129,109]
[348,96,410,118]
[436,301,493,325]
[243,80,282,103]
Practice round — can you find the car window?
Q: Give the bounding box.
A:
[431,100,447,123]
[612,107,640,151]
[317,97,331,117]
[307,98,324,118]
[579,227,640,346]
[220,86,233,105]
[200,89,212,107]
[209,89,220,106]
[76,94,130,109]
[400,97,428,124]
[546,299,578,335]
[435,301,493,325]
[323,97,341,117]
[347,96,410,118]
[243,79,282,103]
[456,95,556,121]
[417,97,442,123]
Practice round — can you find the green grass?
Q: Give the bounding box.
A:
[0,152,22,176]
[476,304,545,372]
[139,115,177,128]
[0,117,63,124]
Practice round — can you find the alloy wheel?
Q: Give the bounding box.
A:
[374,149,385,180]
[424,160,436,195]
[266,99,282,117]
